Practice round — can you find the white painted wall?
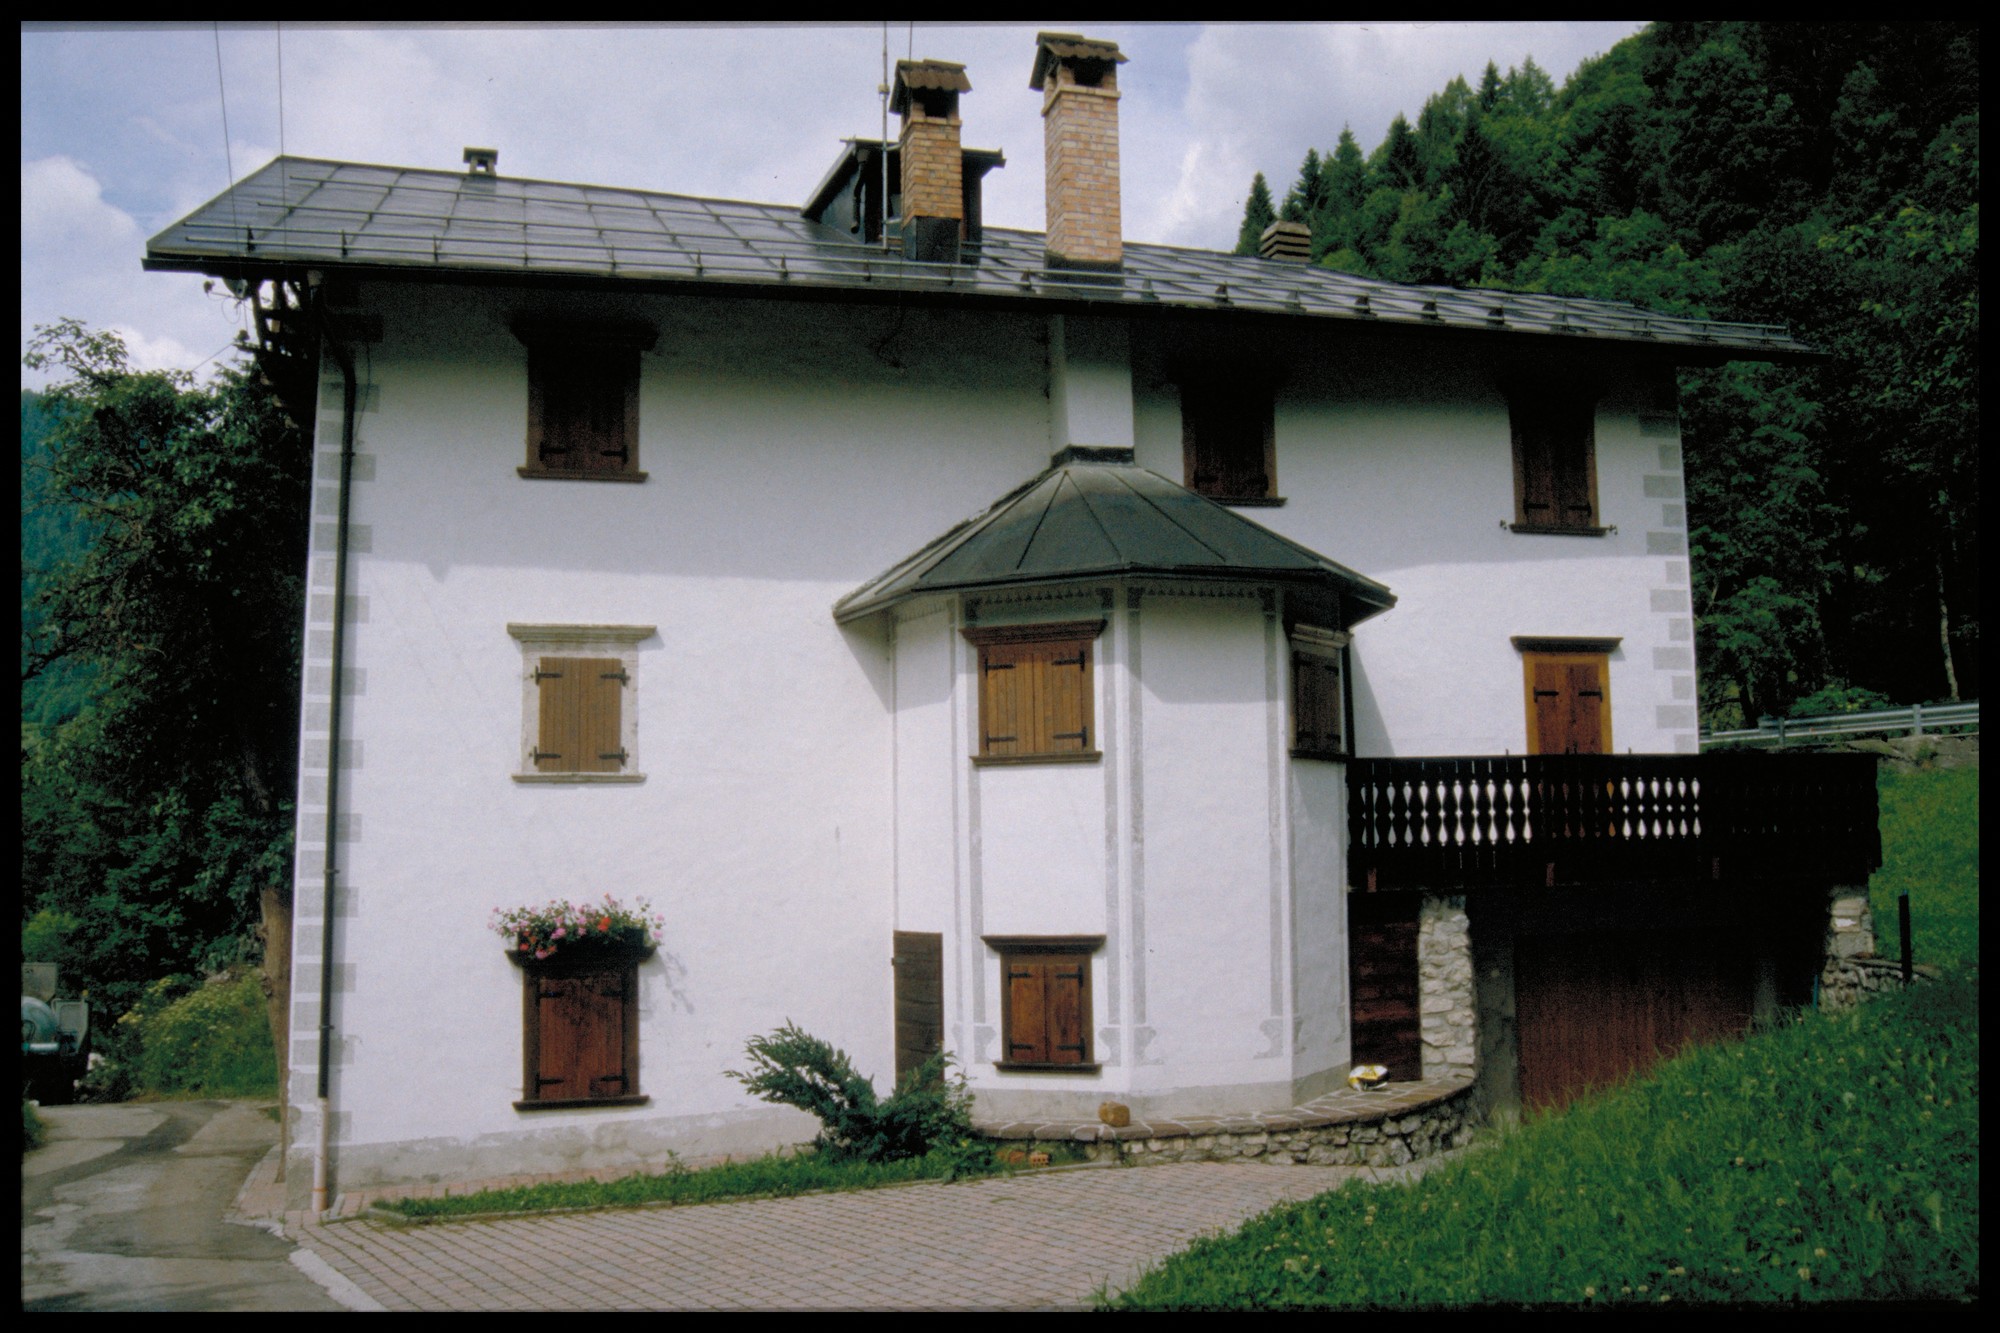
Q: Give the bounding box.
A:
[301,284,1061,1180]
[1132,333,1697,759]
[294,278,1708,1194]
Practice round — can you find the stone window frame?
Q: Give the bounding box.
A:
[508,623,654,783]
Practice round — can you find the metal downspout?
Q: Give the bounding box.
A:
[311,282,359,1216]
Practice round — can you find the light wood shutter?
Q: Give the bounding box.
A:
[965,621,1103,761]
[535,656,625,773]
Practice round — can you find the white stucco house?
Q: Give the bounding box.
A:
[146,34,1880,1207]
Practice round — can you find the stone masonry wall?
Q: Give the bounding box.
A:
[1817,883,1935,1011]
[1419,894,1477,1081]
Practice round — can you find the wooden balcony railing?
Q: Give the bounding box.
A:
[1347,753,1881,891]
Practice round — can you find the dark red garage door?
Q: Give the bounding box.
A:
[1515,927,1754,1111]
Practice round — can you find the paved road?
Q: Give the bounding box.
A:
[26,1097,1444,1311]
[22,1100,367,1311]
[295,1161,1401,1311]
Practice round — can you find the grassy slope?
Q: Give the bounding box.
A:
[1870,764,1979,970]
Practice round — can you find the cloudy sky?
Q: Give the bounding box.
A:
[21,20,1647,389]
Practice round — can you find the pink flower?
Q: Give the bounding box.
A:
[552,926,567,939]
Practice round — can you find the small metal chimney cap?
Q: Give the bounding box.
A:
[463,146,498,176]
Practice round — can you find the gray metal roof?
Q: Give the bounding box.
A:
[145,157,1816,361]
[833,446,1397,624]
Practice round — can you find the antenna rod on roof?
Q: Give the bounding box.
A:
[880,24,892,250]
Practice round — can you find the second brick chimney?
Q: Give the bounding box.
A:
[892,58,972,264]
[1031,32,1128,271]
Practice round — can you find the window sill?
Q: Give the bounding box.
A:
[513,1094,650,1112]
[994,1062,1102,1074]
[1201,494,1286,507]
[1289,748,1349,762]
[517,467,649,483]
[973,751,1103,767]
[1508,522,1609,537]
[514,772,648,784]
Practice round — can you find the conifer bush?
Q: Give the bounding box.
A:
[729,1023,974,1164]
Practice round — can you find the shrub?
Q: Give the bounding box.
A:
[729,1023,974,1164]
[122,971,277,1098]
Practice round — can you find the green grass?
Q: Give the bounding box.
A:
[383,1141,1059,1220]
[1110,974,1978,1307]
[1870,765,1979,970]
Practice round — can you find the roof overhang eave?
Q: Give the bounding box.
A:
[834,564,1395,627]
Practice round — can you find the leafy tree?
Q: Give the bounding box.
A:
[1234,172,1278,256]
[20,320,308,1065]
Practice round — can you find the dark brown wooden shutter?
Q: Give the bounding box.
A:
[1349,894,1421,1080]
[1512,398,1595,529]
[1515,408,1557,527]
[1292,650,1344,754]
[1005,958,1050,1064]
[530,348,636,474]
[1046,957,1090,1064]
[532,970,630,1101]
[892,931,944,1084]
[1001,951,1092,1067]
[1183,385,1272,499]
[1549,401,1596,529]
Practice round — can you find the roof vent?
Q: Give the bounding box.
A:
[463,146,498,177]
[1258,219,1311,263]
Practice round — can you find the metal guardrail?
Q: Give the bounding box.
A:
[1702,700,1979,748]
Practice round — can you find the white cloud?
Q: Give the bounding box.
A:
[21,156,142,255]
[21,155,249,388]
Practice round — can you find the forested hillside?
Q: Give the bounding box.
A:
[1235,21,1978,723]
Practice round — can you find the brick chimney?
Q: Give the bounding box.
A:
[892,59,971,263]
[1030,32,1128,271]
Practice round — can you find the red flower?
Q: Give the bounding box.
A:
[598,917,612,932]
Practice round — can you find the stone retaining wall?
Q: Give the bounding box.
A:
[1817,883,1936,1011]
[1820,954,1937,1012]
[979,1076,1480,1169]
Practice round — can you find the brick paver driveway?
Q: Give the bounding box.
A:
[295,1162,1387,1310]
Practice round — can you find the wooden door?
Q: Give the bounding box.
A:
[1515,929,1753,1111]
[1348,894,1422,1081]
[892,931,943,1084]
[1523,652,1610,755]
